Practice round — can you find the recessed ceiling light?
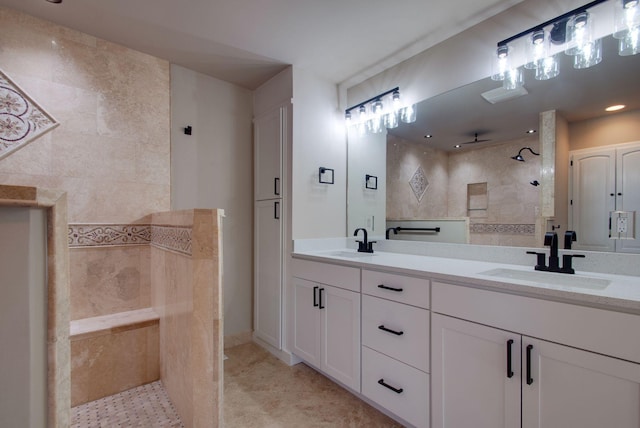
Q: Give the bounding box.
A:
[605,104,626,112]
[424,134,433,139]
[526,129,537,134]
[454,144,462,149]
[46,0,62,3]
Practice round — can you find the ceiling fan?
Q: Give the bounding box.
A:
[461,133,491,144]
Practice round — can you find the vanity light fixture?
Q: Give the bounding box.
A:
[511,146,540,162]
[345,87,416,136]
[493,0,638,92]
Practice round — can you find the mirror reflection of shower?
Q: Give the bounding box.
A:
[511,146,540,161]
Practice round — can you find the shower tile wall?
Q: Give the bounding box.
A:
[0,7,171,223]
[387,133,540,247]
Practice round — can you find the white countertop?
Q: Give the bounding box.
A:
[292,248,640,314]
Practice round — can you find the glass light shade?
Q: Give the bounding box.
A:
[503,67,524,90]
[573,38,602,68]
[401,105,416,123]
[535,55,560,80]
[358,104,368,122]
[525,30,550,69]
[614,0,640,39]
[384,111,399,129]
[491,45,511,81]
[619,26,640,55]
[565,12,594,56]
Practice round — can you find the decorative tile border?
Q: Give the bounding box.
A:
[69,224,151,247]
[68,223,194,256]
[150,225,192,256]
[470,223,535,235]
[0,68,59,161]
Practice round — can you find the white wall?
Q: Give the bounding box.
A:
[347,128,387,237]
[0,207,47,428]
[292,68,347,239]
[170,64,254,337]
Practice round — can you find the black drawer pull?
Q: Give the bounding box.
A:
[526,344,534,385]
[377,284,403,292]
[313,286,319,307]
[506,339,514,378]
[378,325,404,336]
[319,287,325,309]
[274,177,280,196]
[378,379,403,394]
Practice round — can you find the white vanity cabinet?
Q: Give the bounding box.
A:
[291,259,361,391]
[361,269,430,428]
[432,281,640,428]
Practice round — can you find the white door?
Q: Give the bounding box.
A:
[291,278,322,368]
[321,285,361,391]
[254,106,284,201]
[570,148,616,252]
[522,337,640,428]
[431,314,521,428]
[616,144,640,253]
[254,199,282,348]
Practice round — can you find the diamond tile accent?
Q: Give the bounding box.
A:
[0,69,58,161]
[409,166,429,202]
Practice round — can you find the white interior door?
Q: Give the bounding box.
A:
[615,143,640,253]
[570,148,616,251]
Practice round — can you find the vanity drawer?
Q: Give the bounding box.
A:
[362,346,429,428]
[291,258,360,292]
[362,269,429,308]
[362,295,429,372]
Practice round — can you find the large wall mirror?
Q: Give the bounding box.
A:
[347,35,640,252]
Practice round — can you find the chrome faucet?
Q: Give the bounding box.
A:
[354,228,376,253]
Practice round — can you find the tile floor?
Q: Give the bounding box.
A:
[71,341,402,427]
[71,380,183,427]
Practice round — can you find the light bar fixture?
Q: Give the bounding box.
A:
[345,87,416,136]
[492,0,638,90]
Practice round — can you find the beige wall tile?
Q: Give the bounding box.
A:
[70,323,159,406]
[69,246,151,320]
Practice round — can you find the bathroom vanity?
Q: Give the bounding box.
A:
[290,244,640,428]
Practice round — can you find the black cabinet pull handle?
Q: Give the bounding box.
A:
[377,284,403,292]
[378,379,403,394]
[313,286,319,307]
[506,339,514,378]
[274,201,280,219]
[526,344,534,385]
[319,288,325,309]
[274,177,280,196]
[378,325,404,336]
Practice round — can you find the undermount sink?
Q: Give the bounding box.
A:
[479,268,611,290]
[328,250,376,258]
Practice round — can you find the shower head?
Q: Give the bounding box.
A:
[511,147,540,162]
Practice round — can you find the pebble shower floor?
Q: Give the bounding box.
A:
[71,381,184,427]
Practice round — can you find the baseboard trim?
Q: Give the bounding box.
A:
[223,330,253,349]
[252,334,302,366]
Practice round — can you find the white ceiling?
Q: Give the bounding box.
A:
[0,0,522,89]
